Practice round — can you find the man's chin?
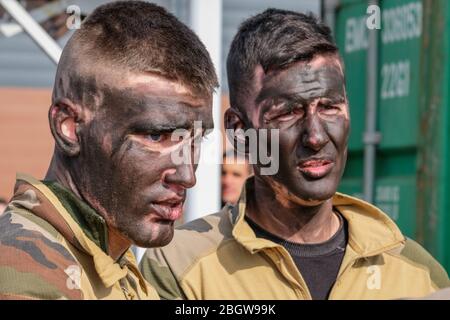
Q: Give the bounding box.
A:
[130,223,175,248]
[291,189,336,205]
[223,195,240,204]
[281,183,337,207]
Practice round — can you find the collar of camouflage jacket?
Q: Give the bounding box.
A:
[12,173,144,290]
[230,177,406,260]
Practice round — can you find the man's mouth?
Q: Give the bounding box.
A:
[149,198,184,222]
[297,158,334,179]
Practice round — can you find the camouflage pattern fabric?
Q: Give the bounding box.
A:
[0,173,159,300]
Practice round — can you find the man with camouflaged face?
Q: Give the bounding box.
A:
[0,1,217,300]
[140,9,450,300]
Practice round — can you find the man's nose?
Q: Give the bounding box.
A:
[301,114,329,151]
[222,173,232,186]
[162,163,196,194]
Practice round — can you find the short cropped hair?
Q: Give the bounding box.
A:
[53,1,218,106]
[227,8,338,109]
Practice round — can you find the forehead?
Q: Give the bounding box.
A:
[123,72,211,106]
[257,55,345,102]
[100,72,213,127]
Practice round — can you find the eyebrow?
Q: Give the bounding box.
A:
[318,96,346,103]
[178,101,205,109]
[130,121,192,133]
[130,116,214,134]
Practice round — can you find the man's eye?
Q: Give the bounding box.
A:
[277,112,296,122]
[147,133,163,142]
[319,104,340,115]
[145,133,173,143]
[147,134,162,142]
[276,108,305,122]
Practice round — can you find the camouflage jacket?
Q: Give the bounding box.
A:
[141,177,450,300]
[0,173,159,300]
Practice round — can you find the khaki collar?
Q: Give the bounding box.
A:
[230,177,406,258]
[42,179,109,252]
[14,173,147,293]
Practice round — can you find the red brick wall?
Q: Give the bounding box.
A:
[0,88,54,199]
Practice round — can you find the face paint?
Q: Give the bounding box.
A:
[247,56,349,206]
[265,178,324,208]
[127,125,203,156]
[259,64,348,123]
[68,78,213,248]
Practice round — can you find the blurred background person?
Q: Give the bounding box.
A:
[221,149,252,206]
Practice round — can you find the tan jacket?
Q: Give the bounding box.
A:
[141,178,450,300]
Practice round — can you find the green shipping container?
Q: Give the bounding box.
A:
[334,0,450,272]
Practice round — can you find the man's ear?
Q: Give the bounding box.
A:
[224,107,249,154]
[48,98,82,157]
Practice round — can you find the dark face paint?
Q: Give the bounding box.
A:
[70,82,212,247]
[247,58,349,205]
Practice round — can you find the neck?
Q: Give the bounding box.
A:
[107,225,131,261]
[45,152,82,198]
[45,151,131,261]
[246,175,340,244]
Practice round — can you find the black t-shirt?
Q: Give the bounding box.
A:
[245,211,348,300]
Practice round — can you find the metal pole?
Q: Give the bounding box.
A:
[184,0,223,222]
[0,0,62,64]
[0,0,68,38]
[322,0,340,36]
[363,0,380,203]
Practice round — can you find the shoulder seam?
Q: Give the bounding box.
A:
[384,250,432,275]
[384,250,439,291]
